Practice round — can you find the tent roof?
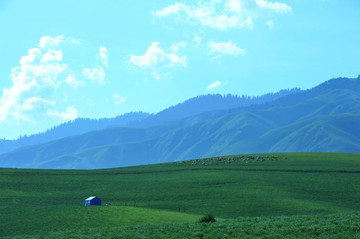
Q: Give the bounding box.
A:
[85,196,98,200]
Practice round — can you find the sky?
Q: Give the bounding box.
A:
[0,0,359,139]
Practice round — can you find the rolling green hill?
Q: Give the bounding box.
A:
[1,153,360,237]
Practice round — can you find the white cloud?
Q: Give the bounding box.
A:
[129,42,187,80]
[226,0,243,13]
[152,72,162,81]
[81,46,108,84]
[208,40,245,56]
[266,20,274,29]
[41,49,63,63]
[206,81,222,91]
[169,41,186,53]
[194,35,202,46]
[70,39,81,45]
[0,42,67,123]
[9,97,56,122]
[48,106,79,121]
[254,0,292,14]
[64,74,84,89]
[38,35,64,49]
[20,97,55,111]
[152,0,291,30]
[129,42,187,68]
[113,94,126,104]
[82,66,105,84]
[99,46,109,68]
[152,2,252,30]
[0,35,105,126]
[152,2,183,17]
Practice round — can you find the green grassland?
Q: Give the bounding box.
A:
[1,152,360,238]
[4,212,360,239]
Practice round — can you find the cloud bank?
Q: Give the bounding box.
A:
[0,35,106,124]
[0,41,67,123]
[152,0,292,30]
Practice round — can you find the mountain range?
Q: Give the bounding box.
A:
[0,76,359,169]
[0,89,299,154]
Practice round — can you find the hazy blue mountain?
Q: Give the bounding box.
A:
[0,76,359,169]
[128,88,301,128]
[49,113,360,169]
[0,111,276,169]
[0,112,150,155]
[0,89,300,155]
[220,113,360,155]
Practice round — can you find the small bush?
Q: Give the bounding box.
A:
[199,214,216,223]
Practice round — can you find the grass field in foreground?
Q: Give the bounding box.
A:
[3,212,360,239]
[1,152,360,237]
[0,206,200,237]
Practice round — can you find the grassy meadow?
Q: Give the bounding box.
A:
[1,152,360,238]
[4,212,360,239]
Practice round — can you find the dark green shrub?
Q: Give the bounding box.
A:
[199,214,216,223]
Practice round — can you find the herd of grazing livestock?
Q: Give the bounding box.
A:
[177,155,280,166]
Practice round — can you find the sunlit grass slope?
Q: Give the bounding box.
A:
[1,152,360,237]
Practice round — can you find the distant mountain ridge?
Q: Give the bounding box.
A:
[129,88,301,128]
[0,75,359,169]
[221,113,360,155]
[0,88,300,154]
[0,112,150,154]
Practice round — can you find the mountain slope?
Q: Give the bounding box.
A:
[0,76,359,169]
[28,109,360,169]
[0,111,274,168]
[221,113,360,155]
[0,112,150,154]
[0,89,299,155]
[0,125,176,168]
[129,89,301,128]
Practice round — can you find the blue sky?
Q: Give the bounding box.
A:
[0,0,359,139]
